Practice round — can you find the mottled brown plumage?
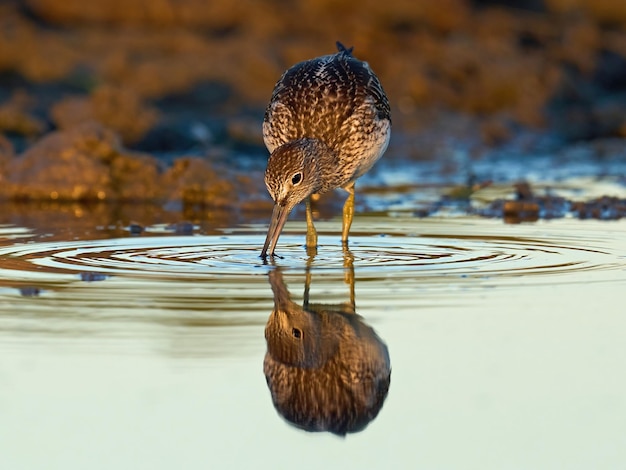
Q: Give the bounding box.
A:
[263,266,391,435]
[261,42,391,258]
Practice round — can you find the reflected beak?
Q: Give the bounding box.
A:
[268,268,292,309]
[261,203,290,258]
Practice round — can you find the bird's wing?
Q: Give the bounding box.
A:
[263,101,293,153]
[263,51,390,153]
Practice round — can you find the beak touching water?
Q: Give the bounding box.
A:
[261,203,290,258]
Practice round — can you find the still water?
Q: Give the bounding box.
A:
[1,215,625,469]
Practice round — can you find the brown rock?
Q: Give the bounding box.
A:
[0,7,78,82]
[0,90,46,136]
[6,123,159,202]
[51,85,159,144]
[24,0,251,29]
[110,153,162,202]
[503,200,540,223]
[545,0,626,26]
[161,157,236,207]
[0,134,13,197]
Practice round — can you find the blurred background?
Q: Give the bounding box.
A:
[0,0,624,216]
[2,4,626,467]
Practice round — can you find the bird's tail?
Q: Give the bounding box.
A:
[336,41,354,56]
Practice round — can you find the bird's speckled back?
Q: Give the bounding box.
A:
[263,44,391,188]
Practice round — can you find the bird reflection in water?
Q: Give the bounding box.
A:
[263,251,391,436]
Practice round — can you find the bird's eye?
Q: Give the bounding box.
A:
[292,328,302,339]
[291,173,302,186]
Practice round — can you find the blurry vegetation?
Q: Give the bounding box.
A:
[0,0,624,206]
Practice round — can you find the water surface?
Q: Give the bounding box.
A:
[0,215,625,469]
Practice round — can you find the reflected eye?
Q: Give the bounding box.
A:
[292,328,302,339]
[291,173,302,185]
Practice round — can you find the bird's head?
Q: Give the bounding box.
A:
[264,138,322,211]
[264,268,329,367]
[265,307,328,368]
[261,138,329,257]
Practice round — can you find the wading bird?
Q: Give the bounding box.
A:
[261,42,391,258]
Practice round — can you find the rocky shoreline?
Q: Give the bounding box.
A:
[0,0,625,221]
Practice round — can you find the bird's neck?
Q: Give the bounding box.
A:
[308,140,342,193]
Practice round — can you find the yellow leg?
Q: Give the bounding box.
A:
[342,246,355,312]
[303,263,312,309]
[305,197,318,250]
[342,182,355,244]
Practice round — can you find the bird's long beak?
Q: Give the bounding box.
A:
[261,203,290,258]
[268,268,292,309]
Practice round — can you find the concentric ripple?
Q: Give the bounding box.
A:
[0,218,624,285]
